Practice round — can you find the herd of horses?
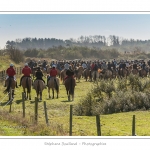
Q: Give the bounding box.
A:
[3,63,149,103]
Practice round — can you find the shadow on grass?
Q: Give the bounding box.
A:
[61,100,72,102]
[16,99,23,104]
[0,101,12,106]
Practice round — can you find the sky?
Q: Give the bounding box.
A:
[0,14,150,49]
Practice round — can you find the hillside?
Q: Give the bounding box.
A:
[0,55,23,71]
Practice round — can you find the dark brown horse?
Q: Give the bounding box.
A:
[47,76,59,99]
[21,77,32,100]
[64,77,75,101]
[31,67,38,79]
[3,77,16,101]
[83,68,92,81]
[131,69,139,75]
[33,80,46,101]
[139,69,147,77]
[119,68,128,79]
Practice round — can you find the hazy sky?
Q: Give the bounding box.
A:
[0,14,150,48]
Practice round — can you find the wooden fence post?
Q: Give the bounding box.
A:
[20,67,22,75]
[22,92,25,118]
[69,105,73,136]
[43,101,49,125]
[35,97,38,124]
[96,115,101,136]
[2,71,4,78]
[132,115,136,136]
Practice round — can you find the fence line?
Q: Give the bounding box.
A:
[0,67,22,81]
[0,94,137,136]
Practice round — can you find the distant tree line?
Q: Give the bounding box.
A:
[5,35,150,53]
[23,46,120,60]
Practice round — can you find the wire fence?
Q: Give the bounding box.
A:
[0,90,137,136]
[0,67,22,82]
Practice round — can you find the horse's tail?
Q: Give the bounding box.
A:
[70,78,74,95]
[26,77,30,93]
[3,78,11,94]
[37,80,40,95]
[54,78,59,93]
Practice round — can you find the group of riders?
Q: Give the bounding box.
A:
[4,58,150,89]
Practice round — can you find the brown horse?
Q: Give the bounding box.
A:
[112,69,119,79]
[119,68,128,79]
[60,69,67,83]
[3,77,16,101]
[64,77,75,101]
[31,67,38,79]
[139,69,147,77]
[103,69,113,80]
[74,66,84,82]
[47,76,59,99]
[33,80,46,101]
[21,77,32,100]
[131,69,139,75]
[83,68,92,81]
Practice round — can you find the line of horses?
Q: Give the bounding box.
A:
[3,69,75,103]
[3,64,149,103]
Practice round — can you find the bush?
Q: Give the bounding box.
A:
[7,48,24,63]
[74,76,150,116]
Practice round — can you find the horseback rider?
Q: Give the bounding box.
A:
[107,62,113,73]
[82,61,87,70]
[33,67,46,86]
[47,65,58,86]
[121,61,127,74]
[28,60,34,69]
[141,62,148,72]
[4,63,18,88]
[64,61,70,70]
[118,61,123,75]
[19,63,32,86]
[101,61,107,74]
[64,68,76,86]
[133,63,138,71]
[42,60,47,71]
[111,61,116,71]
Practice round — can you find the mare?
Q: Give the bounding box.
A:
[47,76,59,99]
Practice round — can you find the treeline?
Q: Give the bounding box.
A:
[23,46,120,60]
[6,35,106,50]
[6,35,150,50]
[6,35,150,51]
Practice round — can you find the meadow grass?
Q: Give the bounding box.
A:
[1,76,150,136]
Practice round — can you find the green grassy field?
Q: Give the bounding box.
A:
[0,76,150,136]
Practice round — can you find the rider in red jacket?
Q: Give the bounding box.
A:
[6,65,16,76]
[4,63,18,88]
[47,65,58,86]
[19,63,32,86]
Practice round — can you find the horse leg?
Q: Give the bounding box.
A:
[72,94,74,101]
[29,92,31,100]
[40,91,42,101]
[56,88,58,99]
[68,94,70,101]
[52,88,54,99]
